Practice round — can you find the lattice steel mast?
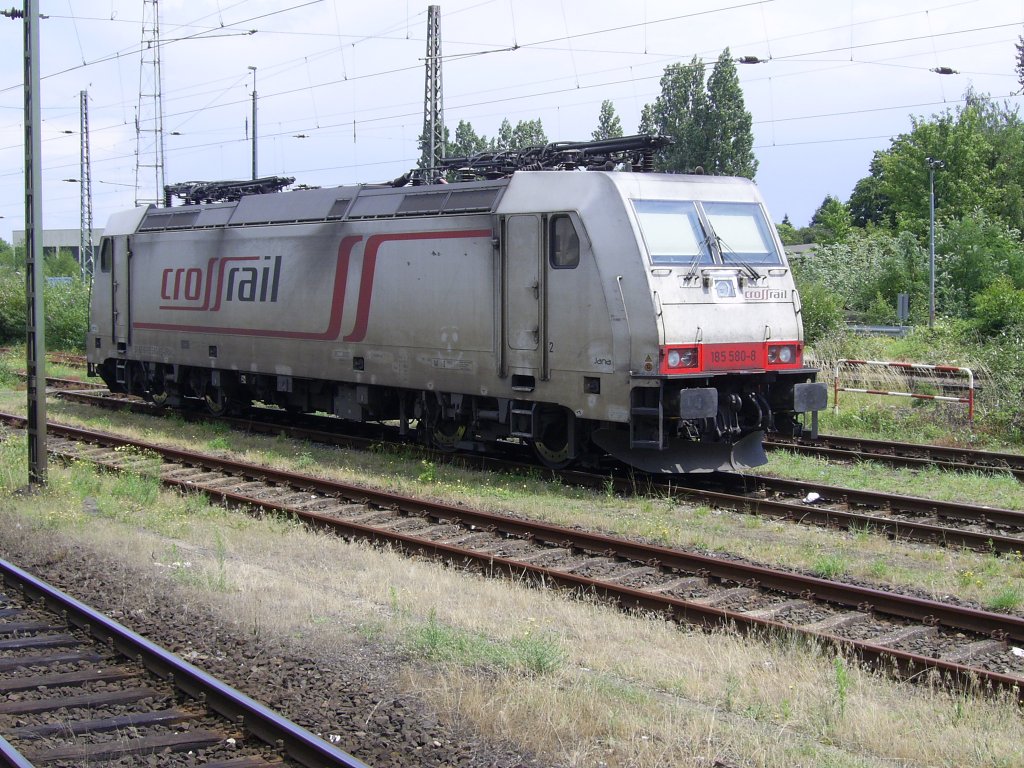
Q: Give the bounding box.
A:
[79,90,94,279]
[3,0,49,484]
[135,0,165,207]
[421,5,444,180]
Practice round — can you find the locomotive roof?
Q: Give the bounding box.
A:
[127,170,763,235]
[134,177,511,233]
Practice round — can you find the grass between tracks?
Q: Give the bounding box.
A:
[1,434,1023,768]
[1,388,1024,766]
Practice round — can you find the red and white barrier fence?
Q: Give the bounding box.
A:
[833,359,974,424]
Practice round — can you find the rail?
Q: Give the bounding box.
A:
[833,358,974,424]
[0,558,371,768]
[30,414,1024,702]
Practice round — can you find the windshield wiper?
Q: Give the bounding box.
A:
[684,230,716,284]
[683,230,716,281]
[716,235,761,281]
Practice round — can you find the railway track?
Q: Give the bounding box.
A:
[664,471,1024,555]
[766,432,1024,480]
[47,352,86,369]
[0,351,86,368]
[0,557,370,768]
[4,412,1024,704]
[50,389,1024,555]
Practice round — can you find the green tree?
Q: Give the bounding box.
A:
[639,56,709,173]
[775,217,802,246]
[45,248,80,278]
[0,238,12,272]
[1016,32,1024,92]
[704,49,757,177]
[793,278,845,344]
[848,152,892,229]
[809,196,853,245]
[0,272,24,341]
[971,93,1024,230]
[493,118,514,151]
[592,100,624,140]
[873,96,1024,239]
[936,209,1024,318]
[415,123,450,174]
[487,118,547,152]
[510,118,547,149]
[640,49,756,177]
[792,228,927,323]
[44,278,89,350]
[972,275,1024,334]
[0,270,88,350]
[449,119,489,157]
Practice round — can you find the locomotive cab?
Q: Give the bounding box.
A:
[587,174,827,472]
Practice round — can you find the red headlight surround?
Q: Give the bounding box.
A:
[660,344,701,374]
[766,343,802,368]
[659,342,803,374]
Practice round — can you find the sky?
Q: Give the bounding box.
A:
[1,0,1022,245]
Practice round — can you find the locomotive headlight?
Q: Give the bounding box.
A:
[662,345,699,371]
[767,344,797,365]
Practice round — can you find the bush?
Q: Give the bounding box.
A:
[864,291,897,325]
[791,228,928,324]
[971,275,1024,335]
[795,279,844,345]
[0,273,27,343]
[0,272,89,351]
[45,280,90,351]
[936,210,1024,319]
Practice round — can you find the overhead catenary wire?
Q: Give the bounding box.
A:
[2,4,1012,127]
[0,0,1019,230]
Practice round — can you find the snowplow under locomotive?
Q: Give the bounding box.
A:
[87,138,827,473]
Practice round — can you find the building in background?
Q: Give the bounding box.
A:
[12,227,102,269]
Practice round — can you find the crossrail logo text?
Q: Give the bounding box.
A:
[136,229,491,342]
[160,255,281,311]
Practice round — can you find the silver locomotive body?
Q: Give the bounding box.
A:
[88,170,826,472]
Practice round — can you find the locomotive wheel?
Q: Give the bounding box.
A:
[532,408,575,469]
[430,419,466,452]
[150,389,169,408]
[204,388,229,416]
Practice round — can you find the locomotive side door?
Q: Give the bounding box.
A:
[111,235,130,348]
[502,214,545,380]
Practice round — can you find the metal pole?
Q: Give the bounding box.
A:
[422,6,443,179]
[926,157,944,329]
[23,0,47,485]
[929,164,935,328]
[249,66,257,180]
[80,89,94,282]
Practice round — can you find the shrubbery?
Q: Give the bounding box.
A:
[795,279,844,345]
[971,276,1024,335]
[0,271,89,352]
[790,228,928,326]
[785,202,1024,444]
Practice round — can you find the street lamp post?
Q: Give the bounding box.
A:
[248,66,257,180]
[927,157,945,328]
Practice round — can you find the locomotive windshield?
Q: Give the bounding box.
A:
[702,202,782,266]
[633,199,782,267]
[632,200,712,266]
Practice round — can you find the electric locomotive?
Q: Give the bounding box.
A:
[87,136,827,472]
